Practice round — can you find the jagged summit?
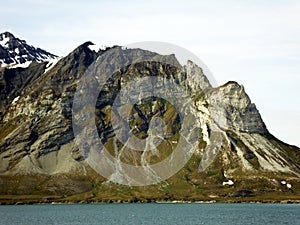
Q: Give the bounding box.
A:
[0,31,57,68]
[0,31,15,41]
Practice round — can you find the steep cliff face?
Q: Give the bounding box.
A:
[0,62,47,116]
[0,42,97,175]
[0,35,299,201]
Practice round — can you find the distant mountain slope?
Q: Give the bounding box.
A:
[0,33,299,203]
[0,31,57,68]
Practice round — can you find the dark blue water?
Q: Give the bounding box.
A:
[0,203,299,225]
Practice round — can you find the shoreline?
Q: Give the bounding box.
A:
[1,198,300,205]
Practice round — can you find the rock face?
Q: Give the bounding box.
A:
[0,33,299,201]
[0,62,47,116]
[208,81,268,134]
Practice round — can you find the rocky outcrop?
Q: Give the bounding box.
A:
[208,81,268,134]
[184,60,212,92]
[0,61,47,116]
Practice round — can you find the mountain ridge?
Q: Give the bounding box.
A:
[0,33,299,203]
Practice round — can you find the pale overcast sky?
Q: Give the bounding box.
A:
[1,0,300,147]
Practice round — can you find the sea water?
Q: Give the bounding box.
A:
[0,203,299,225]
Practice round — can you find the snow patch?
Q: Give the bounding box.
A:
[88,43,106,52]
[0,35,10,48]
[0,59,8,67]
[44,56,62,74]
[223,171,228,178]
[222,180,234,186]
[12,96,20,104]
[281,181,292,189]
[10,61,32,68]
[35,53,54,63]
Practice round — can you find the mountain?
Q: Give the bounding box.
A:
[0,33,299,204]
[0,31,57,68]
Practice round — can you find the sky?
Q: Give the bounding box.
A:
[1,0,300,147]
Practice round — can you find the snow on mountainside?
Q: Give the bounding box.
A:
[87,42,107,52]
[0,31,57,68]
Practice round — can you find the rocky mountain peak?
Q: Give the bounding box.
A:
[0,31,16,42]
[184,60,212,92]
[75,41,94,52]
[0,36,299,202]
[208,81,268,134]
[50,41,97,80]
[0,31,57,68]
